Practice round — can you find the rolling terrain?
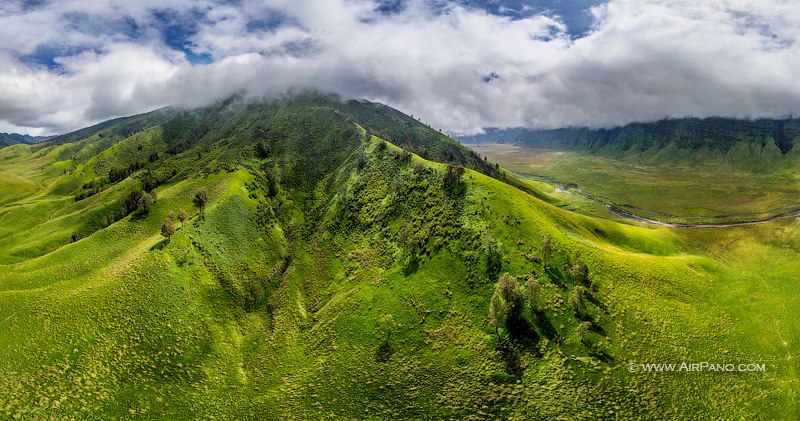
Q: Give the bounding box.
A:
[0,94,798,419]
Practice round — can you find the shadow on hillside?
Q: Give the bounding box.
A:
[532,309,560,343]
[150,239,169,251]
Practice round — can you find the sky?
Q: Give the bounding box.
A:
[1,0,800,135]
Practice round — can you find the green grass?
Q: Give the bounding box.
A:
[473,144,800,218]
[0,98,798,419]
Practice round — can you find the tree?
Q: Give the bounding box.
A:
[123,190,155,216]
[256,141,270,158]
[577,321,592,343]
[498,273,524,322]
[525,276,540,310]
[541,235,552,269]
[375,314,398,363]
[193,189,209,218]
[398,143,413,162]
[177,209,188,228]
[568,285,587,312]
[137,191,155,215]
[123,190,144,215]
[443,164,465,191]
[377,314,398,341]
[488,273,524,339]
[570,255,589,285]
[488,288,506,338]
[161,216,175,243]
[264,168,279,198]
[357,150,367,169]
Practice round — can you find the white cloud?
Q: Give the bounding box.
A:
[1,0,800,135]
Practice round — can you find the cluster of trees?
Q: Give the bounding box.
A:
[109,162,145,183]
[123,189,156,216]
[488,273,538,339]
[141,169,177,192]
[488,237,596,345]
[75,179,105,201]
[160,210,188,243]
[160,191,203,243]
[117,188,206,246]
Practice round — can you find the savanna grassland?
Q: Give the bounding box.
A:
[0,95,797,419]
[472,143,800,221]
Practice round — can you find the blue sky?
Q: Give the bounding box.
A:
[0,0,798,135]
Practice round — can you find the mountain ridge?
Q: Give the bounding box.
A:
[0,132,51,147]
[459,116,800,157]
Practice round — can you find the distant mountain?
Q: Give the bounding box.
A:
[0,132,52,147]
[460,117,800,156]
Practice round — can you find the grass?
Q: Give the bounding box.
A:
[0,98,798,419]
[473,144,800,219]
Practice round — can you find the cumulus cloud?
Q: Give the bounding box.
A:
[1,0,800,135]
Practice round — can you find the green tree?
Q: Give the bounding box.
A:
[137,191,155,215]
[265,168,279,198]
[443,164,465,194]
[489,273,524,339]
[525,276,540,310]
[123,190,155,216]
[161,216,175,243]
[541,235,552,269]
[498,273,524,321]
[570,255,589,285]
[378,314,398,341]
[488,288,506,338]
[577,321,592,343]
[375,314,398,363]
[177,209,188,228]
[357,150,367,169]
[568,285,587,312]
[193,189,209,218]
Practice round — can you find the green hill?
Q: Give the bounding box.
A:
[0,94,797,419]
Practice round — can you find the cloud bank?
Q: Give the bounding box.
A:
[1,0,800,135]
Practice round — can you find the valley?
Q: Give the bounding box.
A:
[0,97,798,419]
[471,143,800,226]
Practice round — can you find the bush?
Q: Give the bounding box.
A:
[443,164,465,195]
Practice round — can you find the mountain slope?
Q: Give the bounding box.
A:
[0,95,796,419]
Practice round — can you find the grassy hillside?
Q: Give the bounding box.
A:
[0,95,797,419]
